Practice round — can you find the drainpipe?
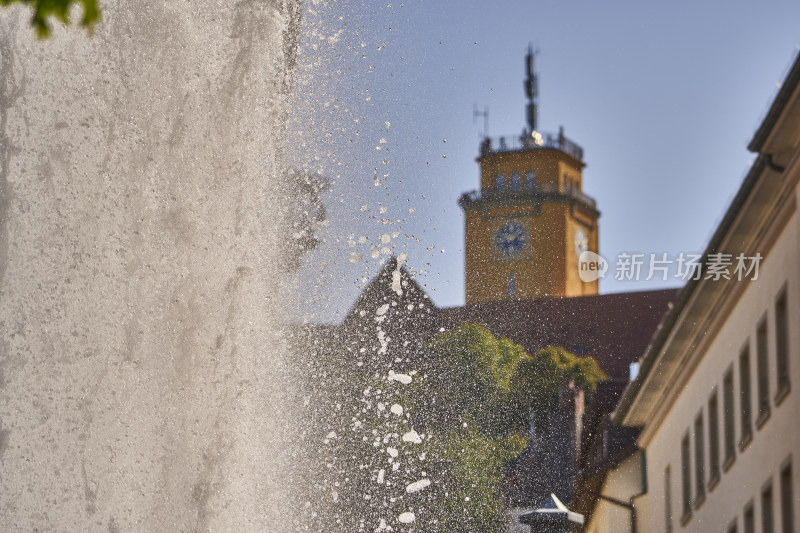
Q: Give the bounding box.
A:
[766,154,786,173]
[588,492,635,533]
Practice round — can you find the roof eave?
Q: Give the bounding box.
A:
[613,155,769,426]
[748,51,800,153]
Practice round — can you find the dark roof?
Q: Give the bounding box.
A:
[342,256,435,326]
[338,259,678,381]
[436,289,678,380]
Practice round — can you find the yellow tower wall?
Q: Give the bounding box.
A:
[463,144,599,304]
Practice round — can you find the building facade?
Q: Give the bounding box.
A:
[603,51,800,533]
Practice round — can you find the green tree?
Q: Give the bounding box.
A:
[405,323,607,532]
[420,423,527,532]
[0,0,99,37]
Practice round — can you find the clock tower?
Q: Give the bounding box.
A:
[459,47,600,304]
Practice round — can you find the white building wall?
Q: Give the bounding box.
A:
[643,183,800,532]
[584,451,643,533]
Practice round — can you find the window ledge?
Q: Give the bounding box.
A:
[680,510,693,527]
[694,492,706,511]
[739,432,753,453]
[775,382,791,406]
[723,454,735,473]
[708,472,721,492]
[755,409,771,430]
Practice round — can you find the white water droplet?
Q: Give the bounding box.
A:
[405,478,431,493]
[398,512,415,524]
[388,370,412,385]
[402,429,422,444]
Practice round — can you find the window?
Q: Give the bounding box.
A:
[775,286,790,402]
[781,460,794,533]
[723,366,736,469]
[744,501,755,533]
[740,343,753,449]
[757,315,771,427]
[708,390,721,486]
[763,480,775,533]
[665,465,673,533]
[495,174,506,190]
[694,411,706,507]
[507,273,516,298]
[629,361,640,381]
[525,171,536,189]
[510,173,521,190]
[681,432,692,522]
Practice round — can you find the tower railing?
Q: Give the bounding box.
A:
[479,130,584,162]
[459,184,597,210]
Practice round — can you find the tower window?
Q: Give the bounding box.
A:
[525,171,536,189]
[510,173,521,190]
[495,174,506,190]
[507,273,516,298]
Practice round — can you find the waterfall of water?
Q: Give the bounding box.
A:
[0,1,303,530]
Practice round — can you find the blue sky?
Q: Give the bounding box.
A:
[286,0,800,323]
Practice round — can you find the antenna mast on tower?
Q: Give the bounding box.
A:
[524,44,539,135]
[473,103,489,139]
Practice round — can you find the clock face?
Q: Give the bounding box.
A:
[575,229,589,258]
[494,220,529,258]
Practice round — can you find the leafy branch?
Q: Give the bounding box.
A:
[0,0,100,37]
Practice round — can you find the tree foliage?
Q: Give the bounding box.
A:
[419,423,527,532]
[0,0,99,37]
[403,323,607,531]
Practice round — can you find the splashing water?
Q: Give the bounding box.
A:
[0,1,303,530]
